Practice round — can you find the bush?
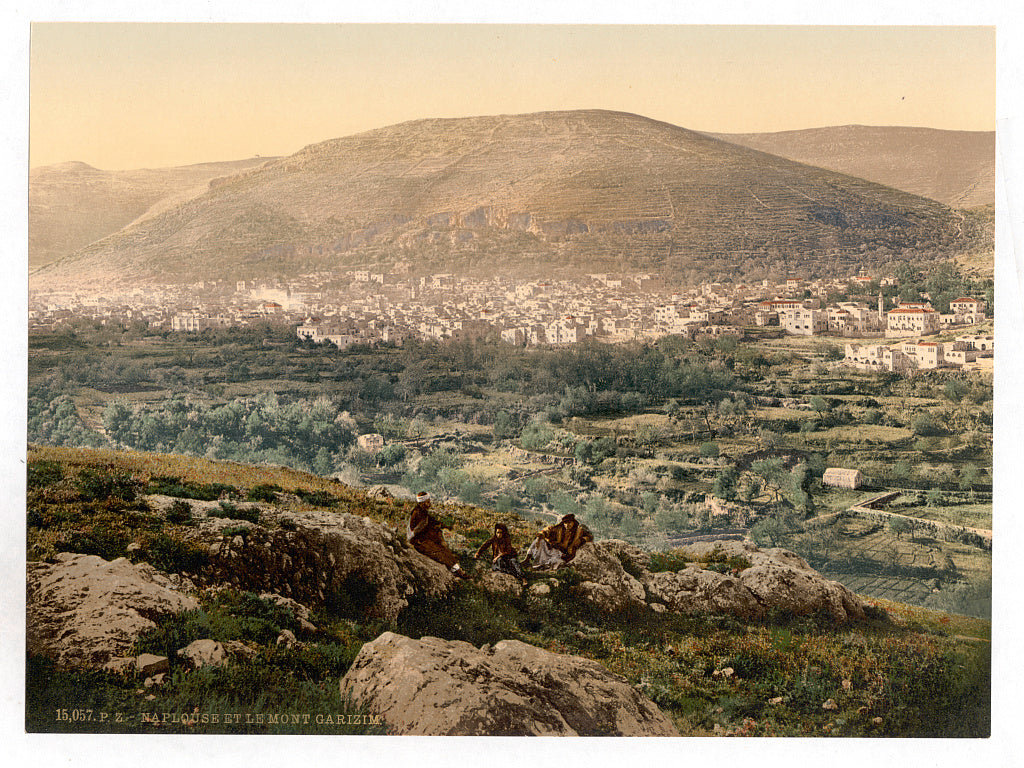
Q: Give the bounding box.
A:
[27,460,64,489]
[912,414,947,437]
[699,441,720,459]
[165,499,194,525]
[247,483,282,502]
[148,475,239,501]
[75,468,139,503]
[210,501,261,524]
[520,421,554,451]
[292,488,338,507]
[135,532,209,573]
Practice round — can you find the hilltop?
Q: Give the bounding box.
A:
[711,125,994,209]
[31,110,968,290]
[25,445,990,736]
[29,156,275,270]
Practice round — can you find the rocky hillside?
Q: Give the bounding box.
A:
[25,445,990,736]
[31,110,967,290]
[29,157,274,270]
[711,126,995,209]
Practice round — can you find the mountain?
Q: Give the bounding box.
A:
[31,110,970,289]
[29,157,276,270]
[709,126,994,209]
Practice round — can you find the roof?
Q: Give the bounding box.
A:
[888,307,935,314]
[823,468,862,478]
[951,297,981,304]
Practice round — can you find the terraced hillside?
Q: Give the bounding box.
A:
[711,125,995,208]
[29,157,274,270]
[31,110,966,289]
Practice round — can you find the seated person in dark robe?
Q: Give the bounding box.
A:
[406,491,469,578]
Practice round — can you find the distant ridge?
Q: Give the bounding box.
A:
[32,110,971,289]
[29,157,277,270]
[709,125,994,208]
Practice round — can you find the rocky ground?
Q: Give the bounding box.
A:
[27,495,873,735]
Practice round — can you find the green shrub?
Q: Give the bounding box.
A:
[147,475,240,501]
[247,483,282,502]
[292,488,338,507]
[135,531,208,574]
[27,460,64,489]
[699,441,720,459]
[61,511,136,560]
[648,551,693,573]
[75,468,138,503]
[211,501,261,524]
[165,499,194,525]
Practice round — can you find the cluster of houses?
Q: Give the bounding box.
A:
[29,270,991,374]
[844,333,993,373]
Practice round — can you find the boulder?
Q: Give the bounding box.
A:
[646,541,867,623]
[259,592,318,633]
[26,553,200,668]
[642,566,766,621]
[136,654,170,676]
[477,570,523,597]
[339,632,679,736]
[197,510,454,623]
[570,541,647,613]
[177,639,229,669]
[739,562,866,623]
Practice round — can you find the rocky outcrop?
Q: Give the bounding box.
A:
[26,553,200,668]
[339,632,679,736]
[643,566,766,620]
[571,541,646,613]
[477,569,523,597]
[197,510,454,623]
[740,563,866,623]
[562,539,867,623]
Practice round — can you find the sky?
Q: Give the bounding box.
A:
[28,23,996,170]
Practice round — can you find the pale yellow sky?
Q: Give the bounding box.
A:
[29,24,995,170]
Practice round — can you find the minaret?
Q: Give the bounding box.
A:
[878,292,885,323]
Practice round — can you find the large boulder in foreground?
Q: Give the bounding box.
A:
[339,632,679,736]
[26,553,200,668]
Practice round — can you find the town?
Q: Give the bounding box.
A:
[28,269,993,375]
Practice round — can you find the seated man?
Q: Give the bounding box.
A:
[524,513,593,570]
[407,491,470,578]
[474,522,525,580]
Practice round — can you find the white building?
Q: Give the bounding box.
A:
[886,307,940,338]
[784,307,827,336]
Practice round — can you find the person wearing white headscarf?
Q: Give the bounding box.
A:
[407,491,469,578]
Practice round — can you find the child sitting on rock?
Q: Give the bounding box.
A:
[474,522,525,580]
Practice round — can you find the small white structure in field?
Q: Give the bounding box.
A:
[822,468,864,489]
[356,433,385,454]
